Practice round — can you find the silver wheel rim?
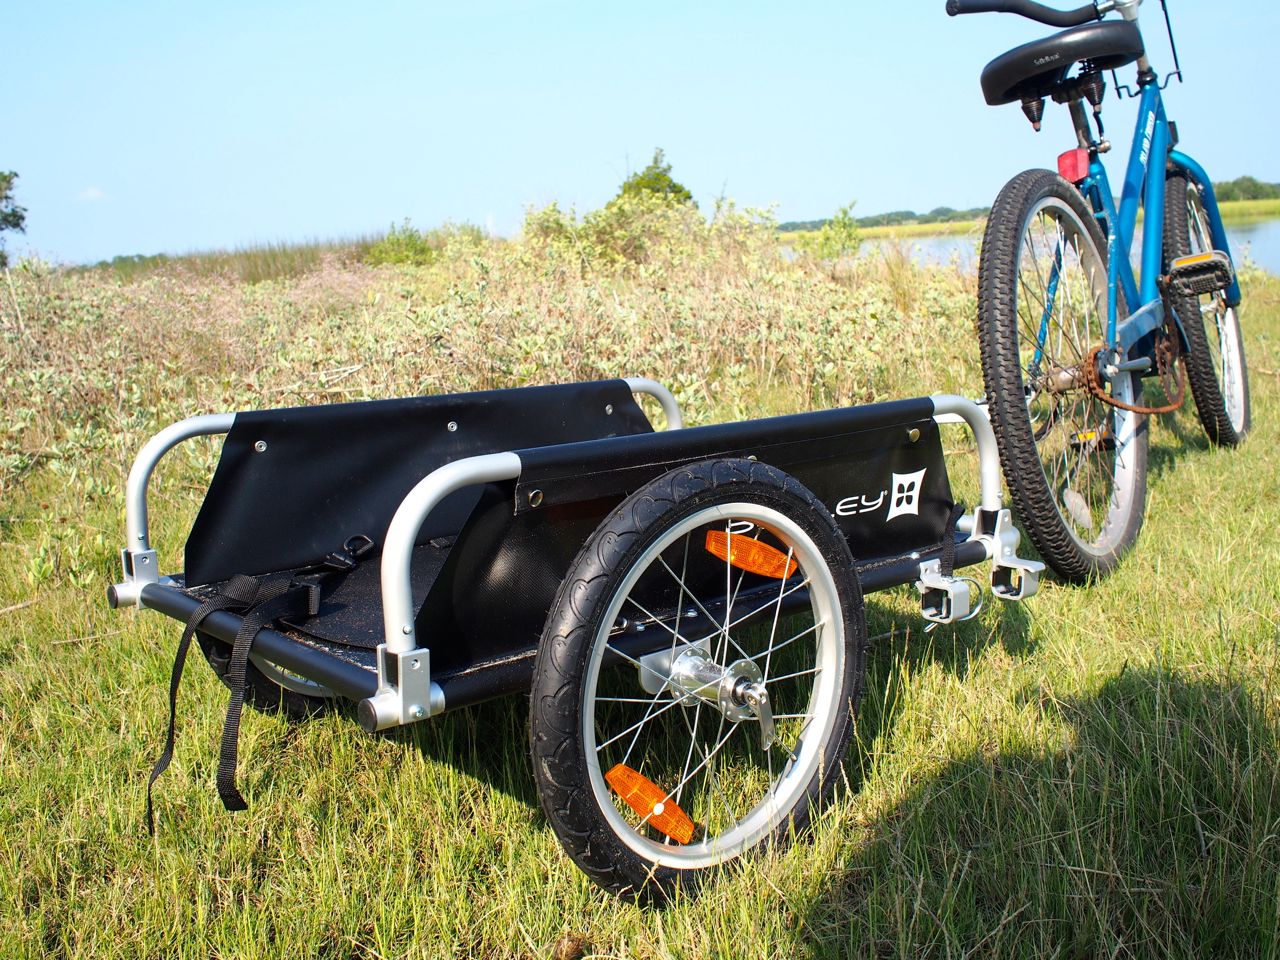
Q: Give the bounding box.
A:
[1185,186,1248,433]
[249,653,336,699]
[1014,197,1143,557]
[581,502,845,869]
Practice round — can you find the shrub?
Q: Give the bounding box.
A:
[797,201,862,266]
[364,221,485,267]
[617,148,695,206]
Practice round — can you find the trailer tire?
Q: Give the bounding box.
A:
[529,458,865,900]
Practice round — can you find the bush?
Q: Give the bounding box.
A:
[617,149,695,206]
[797,201,862,265]
[364,221,485,267]
[1214,176,1280,203]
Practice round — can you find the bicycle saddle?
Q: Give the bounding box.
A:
[981,20,1144,105]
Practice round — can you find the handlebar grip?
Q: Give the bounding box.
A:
[947,0,1100,27]
[947,1,1008,15]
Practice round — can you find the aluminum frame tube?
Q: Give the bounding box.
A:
[928,395,1003,512]
[624,377,684,430]
[125,413,235,554]
[380,451,523,652]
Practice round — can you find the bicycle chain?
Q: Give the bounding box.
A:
[1081,331,1186,416]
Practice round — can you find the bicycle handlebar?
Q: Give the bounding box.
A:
[946,0,1101,28]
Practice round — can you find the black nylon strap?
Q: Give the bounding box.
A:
[145,574,262,834]
[939,503,968,579]
[146,537,361,831]
[215,579,319,811]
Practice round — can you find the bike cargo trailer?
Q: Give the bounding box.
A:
[112,377,1041,898]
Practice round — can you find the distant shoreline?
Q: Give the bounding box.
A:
[781,198,1280,244]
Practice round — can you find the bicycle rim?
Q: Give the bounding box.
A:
[1013,197,1143,557]
[580,502,845,869]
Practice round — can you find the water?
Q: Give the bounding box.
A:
[870,218,1280,276]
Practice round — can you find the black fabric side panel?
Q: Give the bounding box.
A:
[422,410,952,677]
[184,380,651,587]
[512,397,937,507]
[514,408,953,566]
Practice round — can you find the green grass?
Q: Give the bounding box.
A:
[783,219,985,247]
[86,238,379,285]
[1219,198,1280,226]
[1,234,1279,957]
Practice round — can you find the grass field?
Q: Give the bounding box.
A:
[782,198,1280,246]
[2,220,1278,958]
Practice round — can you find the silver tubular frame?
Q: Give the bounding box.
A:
[928,394,1044,609]
[112,412,236,609]
[929,395,1001,513]
[111,384,1036,729]
[624,377,684,430]
[359,452,523,731]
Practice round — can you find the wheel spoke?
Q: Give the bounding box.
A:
[550,486,858,876]
[750,619,825,666]
[766,665,821,685]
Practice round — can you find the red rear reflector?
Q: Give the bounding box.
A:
[705,530,798,580]
[605,764,695,844]
[1058,148,1091,184]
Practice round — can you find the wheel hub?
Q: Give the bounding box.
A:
[663,647,776,749]
[1038,364,1085,394]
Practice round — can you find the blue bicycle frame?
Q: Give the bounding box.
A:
[1072,81,1241,364]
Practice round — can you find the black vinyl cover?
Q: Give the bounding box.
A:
[416,398,954,675]
[184,380,653,586]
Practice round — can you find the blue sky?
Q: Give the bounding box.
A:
[6,1,1278,264]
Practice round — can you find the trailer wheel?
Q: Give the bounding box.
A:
[529,458,866,899]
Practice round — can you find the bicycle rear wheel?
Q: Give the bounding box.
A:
[1162,171,1251,446]
[978,169,1148,583]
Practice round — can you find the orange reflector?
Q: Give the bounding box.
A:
[704,530,798,580]
[604,764,695,844]
[1172,251,1215,268]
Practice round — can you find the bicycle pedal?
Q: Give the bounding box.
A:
[1165,250,1234,298]
[1069,428,1115,452]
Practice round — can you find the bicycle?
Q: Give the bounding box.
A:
[947,0,1252,582]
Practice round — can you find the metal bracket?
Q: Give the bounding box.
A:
[976,508,1044,601]
[915,559,975,624]
[359,644,446,732]
[110,547,161,609]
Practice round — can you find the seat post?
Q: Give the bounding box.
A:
[1067,98,1094,150]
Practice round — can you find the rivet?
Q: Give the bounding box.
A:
[411,705,425,719]
[401,624,412,635]
[446,421,458,433]
[254,440,268,453]
[139,555,150,565]
[605,403,614,415]
[907,428,921,443]
[528,489,544,508]
[410,658,421,670]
